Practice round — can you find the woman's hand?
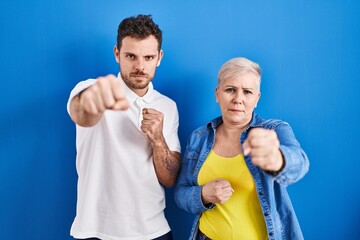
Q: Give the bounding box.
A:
[201,178,234,204]
[243,128,284,172]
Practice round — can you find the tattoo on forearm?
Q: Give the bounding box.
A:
[164,154,180,177]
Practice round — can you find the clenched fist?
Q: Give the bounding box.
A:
[140,108,164,142]
[243,128,284,173]
[70,74,129,127]
[201,178,234,204]
[79,74,129,115]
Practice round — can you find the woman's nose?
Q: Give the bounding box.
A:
[233,92,243,104]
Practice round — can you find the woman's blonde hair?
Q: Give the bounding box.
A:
[217,57,261,90]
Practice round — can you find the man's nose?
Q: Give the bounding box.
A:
[135,58,145,71]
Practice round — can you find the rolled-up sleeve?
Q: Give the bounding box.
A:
[273,122,310,186]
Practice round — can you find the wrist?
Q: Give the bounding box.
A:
[267,150,286,176]
[149,134,165,147]
[267,158,286,176]
[201,186,210,205]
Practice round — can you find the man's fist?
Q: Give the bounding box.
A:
[79,74,129,115]
[140,108,164,142]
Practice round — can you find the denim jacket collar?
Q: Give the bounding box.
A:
[206,112,263,135]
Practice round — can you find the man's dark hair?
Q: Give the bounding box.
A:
[117,14,162,51]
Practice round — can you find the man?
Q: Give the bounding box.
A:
[67,15,181,240]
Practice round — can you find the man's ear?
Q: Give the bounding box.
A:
[157,50,164,67]
[114,45,120,63]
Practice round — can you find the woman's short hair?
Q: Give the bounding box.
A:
[217,57,261,90]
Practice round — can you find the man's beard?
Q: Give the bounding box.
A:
[121,71,153,90]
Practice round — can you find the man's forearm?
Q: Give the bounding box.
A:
[151,136,180,188]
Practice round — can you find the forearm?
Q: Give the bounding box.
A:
[175,162,212,214]
[69,95,102,127]
[151,135,180,188]
[175,185,210,214]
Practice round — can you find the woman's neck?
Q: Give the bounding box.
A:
[213,124,244,157]
[219,121,250,137]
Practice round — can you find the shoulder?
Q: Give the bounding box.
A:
[188,116,220,142]
[191,124,209,136]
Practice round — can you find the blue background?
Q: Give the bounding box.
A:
[1,0,359,239]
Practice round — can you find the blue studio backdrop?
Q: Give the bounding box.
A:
[1,1,359,239]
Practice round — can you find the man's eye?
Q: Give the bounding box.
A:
[126,54,135,59]
[244,90,253,95]
[145,56,155,61]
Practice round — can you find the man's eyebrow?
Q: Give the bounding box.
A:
[122,52,157,57]
[123,51,136,55]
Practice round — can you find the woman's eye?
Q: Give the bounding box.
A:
[244,90,253,95]
[225,88,235,93]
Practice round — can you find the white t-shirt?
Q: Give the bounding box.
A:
[67,74,181,240]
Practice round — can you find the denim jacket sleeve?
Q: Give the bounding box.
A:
[174,130,214,214]
[270,121,309,186]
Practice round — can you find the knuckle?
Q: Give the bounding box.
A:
[87,106,98,115]
[97,77,105,85]
[82,88,93,97]
[80,94,93,106]
[97,77,110,88]
[105,99,115,108]
[89,85,99,94]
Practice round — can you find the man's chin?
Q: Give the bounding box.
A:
[133,77,150,85]
[133,85,148,90]
[122,75,153,89]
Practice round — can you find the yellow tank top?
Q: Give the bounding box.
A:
[198,150,268,240]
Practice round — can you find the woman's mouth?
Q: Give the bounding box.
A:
[229,109,244,113]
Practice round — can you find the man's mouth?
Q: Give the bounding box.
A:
[130,72,148,78]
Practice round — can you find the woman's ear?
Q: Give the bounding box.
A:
[215,87,219,103]
[255,91,261,107]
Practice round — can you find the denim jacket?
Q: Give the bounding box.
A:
[174,113,309,240]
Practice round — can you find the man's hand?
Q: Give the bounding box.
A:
[70,74,129,127]
[141,107,180,188]
[243,128,284,172]
[79,74,129,114]
[202,178,234,204]
[140,108,164,141]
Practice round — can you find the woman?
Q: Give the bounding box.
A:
[174,57,309,240]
